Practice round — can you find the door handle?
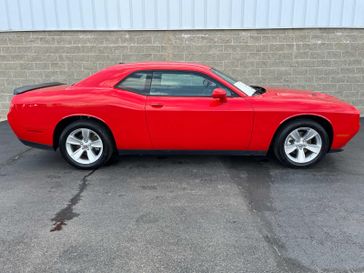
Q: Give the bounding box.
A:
[150,103,164,108]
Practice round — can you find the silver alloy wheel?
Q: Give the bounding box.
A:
[65,128,103,165]
[284,127,322,164]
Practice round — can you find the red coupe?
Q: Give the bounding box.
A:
[7,62,360,169]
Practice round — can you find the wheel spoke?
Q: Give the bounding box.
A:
[303,129,318,141]
[86,149,97,162]
[67,135,82,146]
[72,148,84,159]
[297,149,306,162]
[305,144,321,154]
[82,128,90,141]
[285,144,297,154]
[90,139,102,148]
[290,129,301,142]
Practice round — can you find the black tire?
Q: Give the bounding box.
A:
[59,120,115,170]
[273,119,329,168]
[104,149,120,166]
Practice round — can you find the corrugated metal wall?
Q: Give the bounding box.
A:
[1,0,364,31]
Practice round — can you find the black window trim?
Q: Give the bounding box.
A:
[114,69,239,98]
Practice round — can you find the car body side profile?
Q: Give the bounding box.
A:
[8,62,360,169]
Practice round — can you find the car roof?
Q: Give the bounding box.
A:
[74,62,213,88]
[105,62,212,71]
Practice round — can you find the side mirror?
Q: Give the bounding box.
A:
[212,88,227,101]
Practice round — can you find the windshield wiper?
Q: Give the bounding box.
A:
[250,86,266,96]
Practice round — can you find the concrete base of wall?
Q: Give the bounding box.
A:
[0,29,363,119]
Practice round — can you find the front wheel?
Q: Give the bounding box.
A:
[273,119,329,168]
[59,120,114,169]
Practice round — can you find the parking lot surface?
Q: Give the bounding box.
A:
[0,119,363,273]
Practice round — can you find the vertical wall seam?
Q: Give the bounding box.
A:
[339,0,344,26]
[266,0,270,27]
[303,0,308,26]
[79,0,84,29]
[141,0,145,29]
[179,0,182,28]
[91,0,96,29]
[17,0,23,29]
[278,0,282,27]
[217,0,220,28]
[4,0,11,29]
[191,0,195,28]
[328,0,332,26]
[54,0,59,29]
[229,0,233,28]
[104,0,109,29]
[66,0,72,29]
[240,0,245,27]
[204,0,207,28]
[253,0,257,28]
[29,0,34,29]
[315,0,319,26]
[129,0,133,29]
[166,0,170,29]
[155,0,158,29]
[291,0,295,27]
[352,0,357,26]
[42,0,47,29]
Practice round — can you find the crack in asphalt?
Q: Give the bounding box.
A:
[50,169,96,232]
[0,148,32,170]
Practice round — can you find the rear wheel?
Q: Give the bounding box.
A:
[273,119,329,167]
[59,120,114,169]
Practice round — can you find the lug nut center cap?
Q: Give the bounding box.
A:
[297,143,306,149]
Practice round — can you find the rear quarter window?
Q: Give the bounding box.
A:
[115,72,149,94]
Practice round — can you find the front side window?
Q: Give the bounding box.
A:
[150,71,235,97]
[116,72,149,94]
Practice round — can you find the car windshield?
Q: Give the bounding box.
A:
[211,68,256,96]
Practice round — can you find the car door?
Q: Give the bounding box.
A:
[145,70,254,150]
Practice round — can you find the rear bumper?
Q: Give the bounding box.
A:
[19,139,53,150]
[8,108,53,147]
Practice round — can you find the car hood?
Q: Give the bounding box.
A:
[260,87,342,103]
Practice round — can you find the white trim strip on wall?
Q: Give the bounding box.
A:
[0,0,364,32]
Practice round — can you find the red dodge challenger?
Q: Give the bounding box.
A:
[7,62,360,169]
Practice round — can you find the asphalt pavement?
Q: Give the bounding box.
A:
[0,119,363,273]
